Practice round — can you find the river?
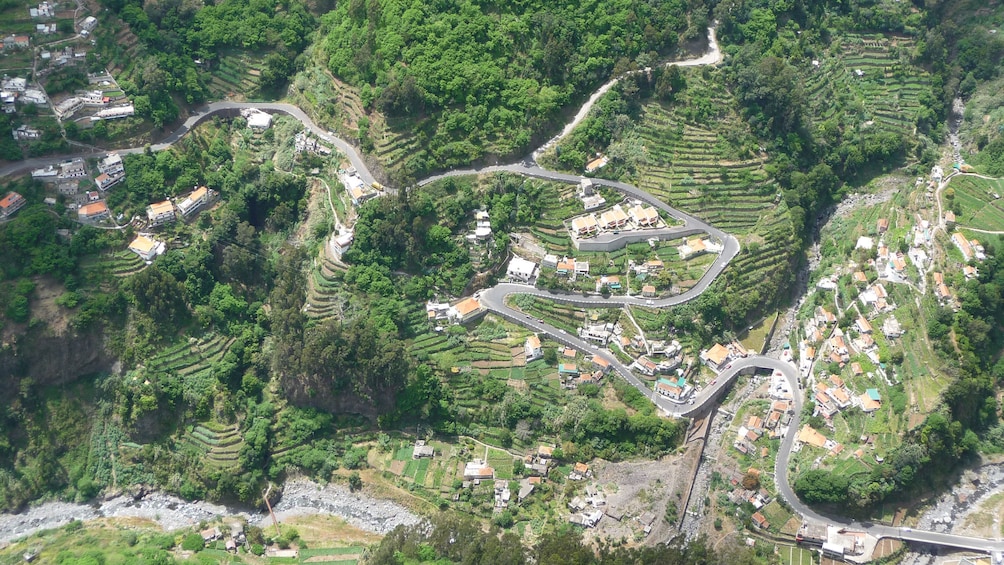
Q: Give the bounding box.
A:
[0,479,419,545]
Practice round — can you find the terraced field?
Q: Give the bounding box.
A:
[143,334,236,405]
[945,175,1004,231]
[629,100,798,311]
[82,249,147,280]
[409,318,571,448]
[179,421,243,469]
[208,52,262,98]
[304,244,350,320]
[633,103,775,234]
[804,34,930,139]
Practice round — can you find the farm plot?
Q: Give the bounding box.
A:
[207,51,263,98]
[82,249,147,280]
[179,421,244,469]
[945,175,1004,231]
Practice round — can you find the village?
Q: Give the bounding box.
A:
[2,5,141,153]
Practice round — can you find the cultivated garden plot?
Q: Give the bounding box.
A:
[944,175,1004,232]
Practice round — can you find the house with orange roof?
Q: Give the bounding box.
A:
[78,200,110,223]
[797,425,828,448]
[128,234,162,262]
[876,218,889,233]
[700,343,732,371]
[932,272,944,285]
[591,356,611,372]
[644,259,664,272]
[850,363,863,376]
[642,284,656,297]
[937,283,952,301]
[678,237,708,259]
[859,389,882,413]
[747,415,764,432]
[628,205,659,227]
[448,297,484,323]
[556,257,575,275]
[827,387,851,408]
[525,335,542,361]
[856,317,873,334]
[0,191,26,219]
[146,200,176,226]
[853,271,868,284]
[585,154,608,172]
[598,207,628,230]
[571,215,599,238]
[952,232,974,261]
[964,265,978,279]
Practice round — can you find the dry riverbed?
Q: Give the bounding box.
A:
[0,478,420,544]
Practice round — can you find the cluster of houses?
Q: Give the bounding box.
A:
[699,342,744,372]
[2,76,47,115]
[54,87,132,122]
[812,373,883,421]
[341,167,379,207]
[568,483,606,528]
[677,237,723,260]
[733,401,794,456]
[293,130,332,155]
[567,202,664,242]
[30,157,111,223]
[143,185,216,229]
[199,523,246,554]
[2,34,30,51]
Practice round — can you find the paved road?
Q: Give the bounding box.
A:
[1,31,999,556]
[0,102,374,186]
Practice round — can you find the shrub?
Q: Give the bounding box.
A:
[181,533,205,552]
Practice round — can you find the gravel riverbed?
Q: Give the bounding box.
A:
[0,479,420,545]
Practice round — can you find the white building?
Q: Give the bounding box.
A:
[177,186,212,217]
[81,16,97,32]
[12,125,40,140]
[331,231,353,257]
[243,109,272,130]
[21,89,46,106]
[92,104,135,120]
[59,159,86,178]
[98,153,124,176]
[506,256,537,283]
[146,200,176,226]
[1,77,26,92]
[128,234,165,262]
[525,335,542,361]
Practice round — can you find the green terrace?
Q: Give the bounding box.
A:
[178,421,244,469]
[945,175,1004,231]
[805,34,930,140]
[633,103,777,235]
[82,249,148,280]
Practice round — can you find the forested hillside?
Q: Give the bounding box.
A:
[320,0,705,181]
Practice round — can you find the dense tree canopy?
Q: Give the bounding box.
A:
[322,0,699,177]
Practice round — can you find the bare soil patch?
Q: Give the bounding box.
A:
[586,450,692,546]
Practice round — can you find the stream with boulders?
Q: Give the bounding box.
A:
[0,478,420,545]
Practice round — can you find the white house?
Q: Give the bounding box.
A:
[128,234,164,262]
[178,186,212,217]
[525,335,542,361]
[146,200,176,226]
[507,256,537,283]
[98,153,124,176]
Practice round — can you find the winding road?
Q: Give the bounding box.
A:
[2,29,1002,558]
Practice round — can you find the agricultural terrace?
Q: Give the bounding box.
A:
[627,90,798,314]
[82,249,148,280]
[207,50,263,99]
[944,175,1004,232]
[805,34,931,139]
